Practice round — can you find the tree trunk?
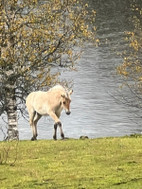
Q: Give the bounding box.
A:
[6,97,19,141]
[5,79,19,140]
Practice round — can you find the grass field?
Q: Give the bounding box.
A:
[0,136,142,189]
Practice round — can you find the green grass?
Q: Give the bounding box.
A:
[0,137,142,189]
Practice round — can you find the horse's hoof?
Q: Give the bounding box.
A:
[53,135,57,140]
[31,137,37,141]
[61,133,65,139]
[80,136,89,139]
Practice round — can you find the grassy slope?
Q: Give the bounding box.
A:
[0,137,142,189]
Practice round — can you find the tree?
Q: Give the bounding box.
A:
[117,1,142,109]
[0,0,96,140]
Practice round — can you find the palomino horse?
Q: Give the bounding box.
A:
[26,85,73,140]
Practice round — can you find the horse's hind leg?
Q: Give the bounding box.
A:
[29,110,36,141]
[33,113,41,140]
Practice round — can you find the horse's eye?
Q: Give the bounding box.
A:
[63,101,66,105]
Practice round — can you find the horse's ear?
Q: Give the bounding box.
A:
[69,89,73,95]
[61,94,66,98]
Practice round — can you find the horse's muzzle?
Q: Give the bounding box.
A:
[66,111,71,115]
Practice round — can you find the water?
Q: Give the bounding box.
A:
[0,0,142,140]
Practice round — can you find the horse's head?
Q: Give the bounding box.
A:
[61,89,73,115]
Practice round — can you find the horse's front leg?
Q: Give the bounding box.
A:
[58,122,64,139]
[49,112,65,140]
[53,122,58,140]
[53,121,64,140]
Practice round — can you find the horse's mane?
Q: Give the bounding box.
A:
[49,85,65,91]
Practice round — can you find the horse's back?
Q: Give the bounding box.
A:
[26,85,65,103]
[26,85,66,114]
[26,91,47,106]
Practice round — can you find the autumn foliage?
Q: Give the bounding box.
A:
[117,2,142,92]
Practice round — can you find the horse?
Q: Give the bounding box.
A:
[26,85,73,140]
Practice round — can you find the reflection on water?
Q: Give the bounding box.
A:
[0,0,142,140]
